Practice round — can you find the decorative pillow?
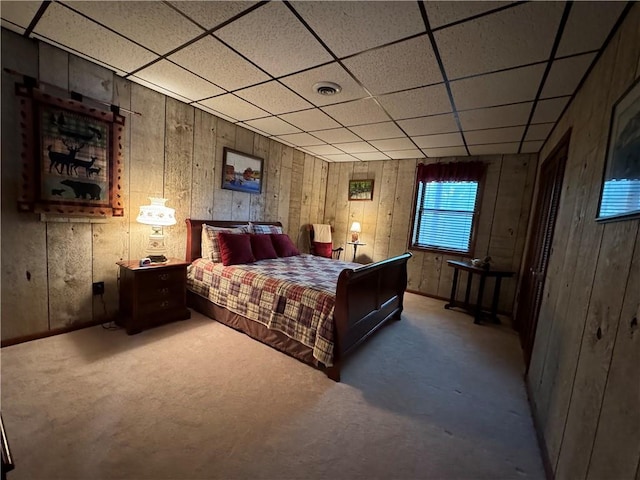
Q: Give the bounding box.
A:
[271,233,300,257]
[250,222,283,235]
[250,234,278,260]
[201,225,249,262]
[217,232,255,266]
[313,241,333,258]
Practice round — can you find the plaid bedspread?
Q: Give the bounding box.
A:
[187,255,360,366]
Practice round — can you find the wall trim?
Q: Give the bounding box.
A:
[525,377,555,480]
[1,318,112,348]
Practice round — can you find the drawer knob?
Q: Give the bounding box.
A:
[158,287,169,296]
[159,273,170,281]
[159,300,170,308]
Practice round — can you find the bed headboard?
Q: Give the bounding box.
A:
[185,219,284,262]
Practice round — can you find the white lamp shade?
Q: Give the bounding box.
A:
[350,222,361,233]
[136,197,176,227]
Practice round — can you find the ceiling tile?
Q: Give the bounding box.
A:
[279,109,340,131]
[422,146,469,158]
[377,84,451,120]
[66,1,204,55]
[169,35,269,91]
[525,123,554,142]
[130,76,192,103]
[334,142,378,154]
[304,144,344,156]
[243,117,301,136]
[465,126,525,145]
[237,122,270,137]
[33,3,158,73]
[532,97,570,124]
[397,113,459,136]
[468,143,520,155]
[458,103,532,130]
[321,98,389,126]
[195,102,237,123]
[521,140,544,153]
[451,63,545,110]
[413,132,465,148]
[386,149,425,160]
[214,2,332,77]
[135,59,224,101]
[349,122,404,141]
[370,137,416,151]
[235,81,312,115]
[435,2,564,79]
[275,132,325,147]
[556,1,627,57]
[353,152,390,161]
[541,52,596,99]
[322,153,360,162]
[0,1,41,33]
[311,128,361,143]
[342,35,443,95]
[168,1,258,30]
[199,94,270,121]
[280,62,368,107]
[292,1,425,58]
[424,1,515,29]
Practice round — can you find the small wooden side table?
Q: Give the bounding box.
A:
[444,260,514,324]
[116,258,191,334]
[347,242,366,262]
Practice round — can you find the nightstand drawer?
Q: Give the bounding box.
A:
[137,295,185,316]
[137,284,184,303]
[136,268,185,287]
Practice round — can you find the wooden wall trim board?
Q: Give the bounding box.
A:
[0,319,106,348]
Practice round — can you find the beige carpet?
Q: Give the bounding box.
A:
[0,294,544,480]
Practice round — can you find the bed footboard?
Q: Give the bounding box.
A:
[328,252,412,381]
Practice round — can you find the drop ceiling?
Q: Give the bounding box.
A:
[1,1,631,162]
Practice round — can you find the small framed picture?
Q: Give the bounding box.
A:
[596,76,640,223]
[222,147,264,194]
[348,179,374,201]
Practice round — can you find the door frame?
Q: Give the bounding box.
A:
[515,129,570,369]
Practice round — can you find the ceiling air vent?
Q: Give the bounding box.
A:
[313,82,342,96]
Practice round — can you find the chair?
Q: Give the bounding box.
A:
[309,224,343,260]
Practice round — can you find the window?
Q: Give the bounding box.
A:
[410,162,485,255]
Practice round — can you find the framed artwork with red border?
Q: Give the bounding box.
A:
[16,85,125,216]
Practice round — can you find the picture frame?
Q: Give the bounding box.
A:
[348,179,375,201]
[596,76,640,223]
[222,147,264,194]
[16,86,125,216]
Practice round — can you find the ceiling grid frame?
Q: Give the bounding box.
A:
[1,0,631,162]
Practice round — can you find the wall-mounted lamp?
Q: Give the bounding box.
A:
[136,197,176,264]
[350,222,361,243]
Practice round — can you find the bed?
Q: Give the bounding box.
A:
[185,219,412,381]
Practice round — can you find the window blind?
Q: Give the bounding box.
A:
[413,181,479,253]
[598,179,640,218]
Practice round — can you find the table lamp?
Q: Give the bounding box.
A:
[136,197,176,264]
[350,222,361,243]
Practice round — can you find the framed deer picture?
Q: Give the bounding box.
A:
[16,85,125,216]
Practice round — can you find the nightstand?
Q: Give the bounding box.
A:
[116,258,191,334]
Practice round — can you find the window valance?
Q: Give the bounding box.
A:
[416,161,486,183]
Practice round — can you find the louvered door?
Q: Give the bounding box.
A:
[515,131,569,369]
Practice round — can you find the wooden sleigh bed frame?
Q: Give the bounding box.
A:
[185,219,411,381]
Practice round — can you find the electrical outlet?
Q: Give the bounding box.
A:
[92,281,105,295]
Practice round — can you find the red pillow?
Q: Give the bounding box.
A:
[217,232,255,266]
[270,234,300,257]
[313,241,332,258]
[250,234,278,260]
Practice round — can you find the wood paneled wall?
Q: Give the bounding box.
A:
[526,6,640,479]
[0,30,325,342]
[323,154,538,314]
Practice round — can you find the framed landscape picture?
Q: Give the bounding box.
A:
[16,85,125,216]
[348,179,374,201]
[596,77,640,223]
[222,147,263,194]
